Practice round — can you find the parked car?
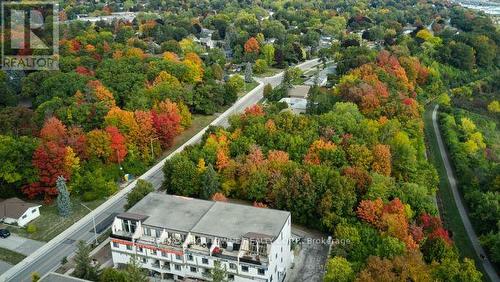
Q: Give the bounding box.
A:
[0,229,10,238]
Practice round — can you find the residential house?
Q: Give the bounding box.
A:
[0,198,41,227]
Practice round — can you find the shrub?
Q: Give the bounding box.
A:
[254,59,268,74]
[26,223,37,234]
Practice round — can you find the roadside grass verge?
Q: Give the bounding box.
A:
[0,247,26,265]
[423,105,488,279]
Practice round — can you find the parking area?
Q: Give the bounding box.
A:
[286,225,330,282]
[0,233,45,256]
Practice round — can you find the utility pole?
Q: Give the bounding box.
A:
[81,203,98,246]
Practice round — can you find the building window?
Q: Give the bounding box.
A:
[242,265,249,272]
[258,268,265,275]
[187,254,193,261]
[32,209,36,213]
[175,254,182,260]
[175,264,181,271]
[162,251,168,257]
[229,263,236,270]
[202,258,209,264]
[228,274,235,280]
[126,245,132,250]
[144,227,150,236]
[137,247,143,253]
[22,214,27,219]
[190,266,197,273]
[281,257,283,263]
[141,257,147,263]
[112,242,119,248]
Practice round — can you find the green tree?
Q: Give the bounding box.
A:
[244,62,253,83]
[125,255,148,282]
[125,179,154,209]
[261,44,275,66]
[209,261,228,282]
[200,164,220,200]
[254,59,268,74]
[227,75,245,93]
[56,176,72,217]
[99,268,128,282]
[324,256,354,282]
[31,272,40,282]
[73,241,99,281]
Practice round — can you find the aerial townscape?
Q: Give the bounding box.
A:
[0,0,498,282]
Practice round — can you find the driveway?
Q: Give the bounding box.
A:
[286,225,330,282]
[0,233,45,256]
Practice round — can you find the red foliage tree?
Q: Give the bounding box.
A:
[105,126,127,163]
[75,66,95,77]
[24,142,70,201]
[152,110,181,148]
[40,117,67,144]
[243,104,265,117]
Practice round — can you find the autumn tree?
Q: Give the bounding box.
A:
[25,142,72,200]
[371,144,391,176]
[40,117,67,144]
[105,126,127,164]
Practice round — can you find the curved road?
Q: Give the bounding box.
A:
[0,59,320,282]
[432,105,499,282]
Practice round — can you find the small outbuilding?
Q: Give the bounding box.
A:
[0,198,41,227]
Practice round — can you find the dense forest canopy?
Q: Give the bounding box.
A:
[0,0,498,281]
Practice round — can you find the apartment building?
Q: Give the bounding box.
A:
[110,193,293,282]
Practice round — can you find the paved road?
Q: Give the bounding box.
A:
[0,59,320,282]
[432,105,499,282]
[0,234,44,256]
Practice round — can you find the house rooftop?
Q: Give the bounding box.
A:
[191,201,290,240]
[128,194,215,232]
[0,198,40,219]
[288,85,311,98]
[129,193,290,239]
[40,272,91,282]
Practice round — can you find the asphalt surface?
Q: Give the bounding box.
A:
[0,234,44,256]
[0,59,320,282]
[432,105,499,282]
[286,226,330,282]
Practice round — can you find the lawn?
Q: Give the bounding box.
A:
[7,198,106,242]
[160,114,217,158]
[423,105,487,278]
[243,81,259,95]
[0,247,26,265]
[254,67,282,78]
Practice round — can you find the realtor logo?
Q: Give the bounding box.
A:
[1,1,59,70]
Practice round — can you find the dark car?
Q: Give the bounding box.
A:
[0,229,10,238]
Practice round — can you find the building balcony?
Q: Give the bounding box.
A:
[110,231,133,241]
